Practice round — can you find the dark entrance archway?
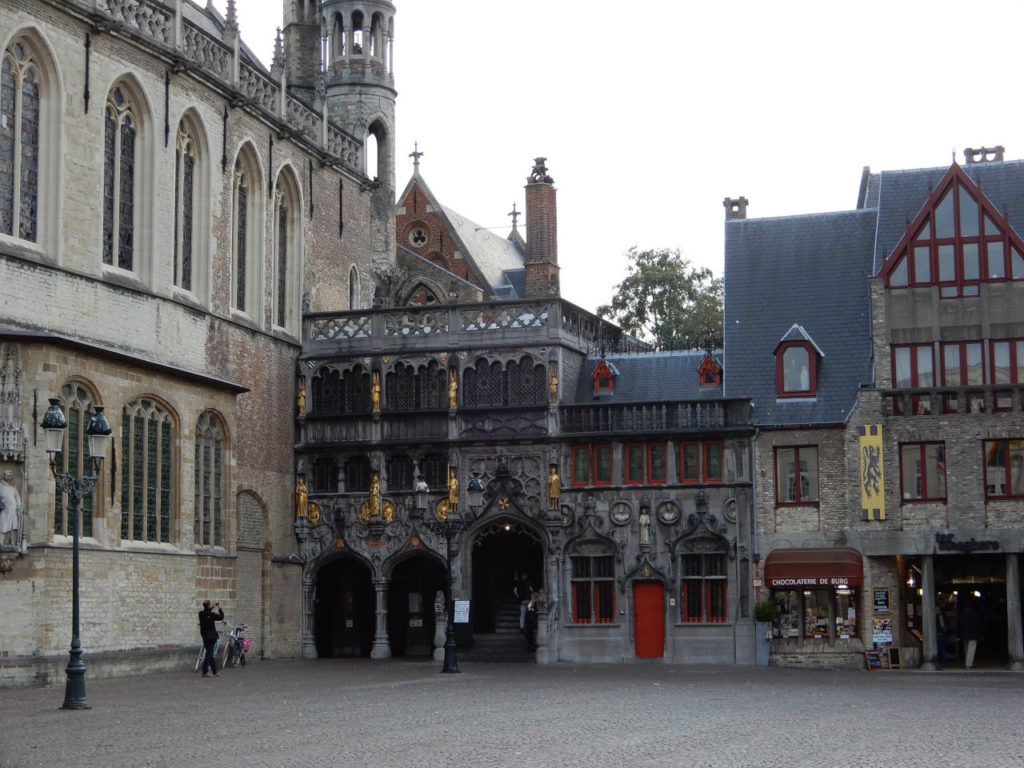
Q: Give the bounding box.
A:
[934,554,1008,664]
[314,556,373,658]
[471,519,544,634]
[387,554,446,657]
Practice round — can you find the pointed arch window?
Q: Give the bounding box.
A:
[885,168,1024,296]
[233,160,249,311]
[174,123,196,291]
[103,86,136,270]
[53,382,98,537]
[275,192,290,328]
[349,266,361,309]
[121,399,174,542]
[194,412,224,547]
[1,40,39,242]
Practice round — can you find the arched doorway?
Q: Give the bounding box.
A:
[314,556,373,658]
[471,519,544,634]
[387,554,446,657]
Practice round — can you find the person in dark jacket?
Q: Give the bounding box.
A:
[957,603,982,669]
[198,599,224,677]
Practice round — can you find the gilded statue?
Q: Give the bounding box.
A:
[371,371,381,413]
[297,377,306,416]
[360,473,382,523]
[448,368,457,409]
[295,477,308,518]
[548,465,560,510]
[549,371,558,404]
[448,468,459,511]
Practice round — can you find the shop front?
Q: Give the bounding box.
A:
[763,548,865,668]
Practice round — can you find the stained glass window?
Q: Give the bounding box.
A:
[102,87,135,270]
[276,196,288,327]
[174,124,196,291]
[194,412,223,546]
[1,41,39,242]
[234,161,248,311]
[121,399,174,542]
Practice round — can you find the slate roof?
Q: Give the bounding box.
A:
[574,350,722,404]
[865,159,1024,274]
[725,157,1024,428]
[438,204,525,293]
[723,209,876,427]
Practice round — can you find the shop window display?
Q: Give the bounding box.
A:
[772,588,858,640]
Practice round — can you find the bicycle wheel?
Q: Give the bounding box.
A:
[225,643,235,668]
[194,645,203,672]
[239,650,246,667]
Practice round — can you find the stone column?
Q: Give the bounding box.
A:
[433,589,446,662]
[301,570,317,659]
[1005,553,1024,671]
[920,555,938,670]
[370,576,391,659]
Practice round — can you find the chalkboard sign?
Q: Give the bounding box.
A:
[864,649,884,671]
[888,647,901,669]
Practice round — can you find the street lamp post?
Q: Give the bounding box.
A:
[41,399,112,710]
[422,473,484,674]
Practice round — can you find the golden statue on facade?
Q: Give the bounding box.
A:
[295,477,308,518]
[372,371,381,413]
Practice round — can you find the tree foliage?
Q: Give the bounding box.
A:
[597,247,723,350]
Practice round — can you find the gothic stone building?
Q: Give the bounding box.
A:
[0,0,395,686]
[294,164,758,664]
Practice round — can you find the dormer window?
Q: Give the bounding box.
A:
[776,342,817,397]
[698,356,722,386]
[592,360,615,395]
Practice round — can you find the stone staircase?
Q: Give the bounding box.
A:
[462,595,534,663]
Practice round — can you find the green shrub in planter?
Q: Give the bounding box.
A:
[753,600,778,623]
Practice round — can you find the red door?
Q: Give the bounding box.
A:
[633,582,665,658]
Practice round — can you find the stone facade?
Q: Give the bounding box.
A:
[0,0,384,687]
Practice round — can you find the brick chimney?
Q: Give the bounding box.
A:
[524,158,559,297]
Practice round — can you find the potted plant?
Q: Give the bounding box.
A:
[753,600,777,666]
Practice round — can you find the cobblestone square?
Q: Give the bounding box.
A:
[1,660,1022,768]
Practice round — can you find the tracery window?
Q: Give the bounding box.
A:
[386,454,414,491]
[385,362,447,411]
[0,40,39,242]
[312,457,338,493]
[174,123,196,291]
[507,359,547,405]
[121,399,174,543]
[345,455,371,493]
[233,162,248,311]
[463,360,503,407]
[276,194,289,327]
[421,453,446,490]
[103,86,136,270]
[194,412,223,547]
[53,382,97,537]
[310,367,371,415]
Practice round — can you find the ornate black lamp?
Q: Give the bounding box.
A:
[41,399,112,710]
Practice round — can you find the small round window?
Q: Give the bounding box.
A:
[409,227,428,248]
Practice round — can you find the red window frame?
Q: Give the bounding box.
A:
[592,360,614,392]
[571,445,590,486]
[647,443,667,484]
[680,553,727,624]
[899,442,947,502]
[775,446,819,505]
[991,339,1024,410]
[571,554,616,624]
[776,342,817,397]
[940,341,984,413]
[593,443,612,485]
[892,343,935,414]
[625,443,644,485]
[984,439,1024,499]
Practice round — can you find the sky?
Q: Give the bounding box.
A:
[222,0,1024,313]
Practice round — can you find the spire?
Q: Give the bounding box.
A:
[508,202,520,231]
[271,27,283,72]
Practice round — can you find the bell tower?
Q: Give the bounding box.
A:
[282,0,397,260]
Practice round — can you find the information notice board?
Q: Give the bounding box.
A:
[873,586,890,614]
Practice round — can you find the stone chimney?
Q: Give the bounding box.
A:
[964,146,1005,164]
[723,197,748,220]
[524,158,559,297]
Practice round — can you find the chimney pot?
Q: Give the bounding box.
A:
[724,197,749,220]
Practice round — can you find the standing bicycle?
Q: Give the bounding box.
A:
[221,621,250,668]
[197,599,224,677]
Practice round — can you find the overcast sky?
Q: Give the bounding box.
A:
[223,0,1024,313]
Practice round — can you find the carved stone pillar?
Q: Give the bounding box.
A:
[433,589,446,662]
[370,576,391,659]
[301,570,317,659]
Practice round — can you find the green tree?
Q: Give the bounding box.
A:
[598,247,723,350]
